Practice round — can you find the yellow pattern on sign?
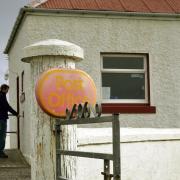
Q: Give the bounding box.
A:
[35,68,97,117]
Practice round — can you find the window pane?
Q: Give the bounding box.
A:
[103,56,144,69]
[102,73,145,99]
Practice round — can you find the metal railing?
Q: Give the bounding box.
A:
[55,112,121,180]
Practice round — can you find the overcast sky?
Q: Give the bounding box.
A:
[0,0,29,84]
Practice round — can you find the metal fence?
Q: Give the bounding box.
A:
[55,109,121,180]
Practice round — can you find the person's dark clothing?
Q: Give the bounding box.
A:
[0,91,18,121]
[0,91,18,154]
[0,121,7,153]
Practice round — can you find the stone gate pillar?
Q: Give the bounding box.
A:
[21,39,84,180]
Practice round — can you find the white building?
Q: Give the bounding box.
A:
[4,0,180,179]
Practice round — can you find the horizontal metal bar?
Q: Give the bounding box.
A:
[101,69,145,73]
[57,116,113,125]
[6,131,17,134]
[57,176,70,180]
[57,150,113,160]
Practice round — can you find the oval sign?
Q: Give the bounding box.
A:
[35,68,97,117]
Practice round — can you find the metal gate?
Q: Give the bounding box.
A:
[55,103,121,180]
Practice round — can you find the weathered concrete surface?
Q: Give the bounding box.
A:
[21,39,83,180]
[0,149,31,180]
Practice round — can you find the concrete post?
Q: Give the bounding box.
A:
[21,39,84,180]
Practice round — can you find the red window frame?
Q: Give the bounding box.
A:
[101,53,156,114]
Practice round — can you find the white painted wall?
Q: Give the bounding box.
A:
[77,128,180,180]
[7,11,180,166]
[17,12,180,127]
[8,15,32,162]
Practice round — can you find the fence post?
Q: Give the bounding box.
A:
[112,114,121,180]
[55,120,61,179]
[21,39,84,180]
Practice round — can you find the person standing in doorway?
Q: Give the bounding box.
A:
[0,84,19,158]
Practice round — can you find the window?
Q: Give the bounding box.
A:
[101,53,155,113]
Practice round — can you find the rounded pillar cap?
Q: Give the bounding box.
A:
[21,39,84,63]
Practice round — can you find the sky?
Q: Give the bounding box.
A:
[0,0,29,84]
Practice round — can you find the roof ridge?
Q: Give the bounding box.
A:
[33,0,180,14]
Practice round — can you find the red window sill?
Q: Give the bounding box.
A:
[101,104,156,114]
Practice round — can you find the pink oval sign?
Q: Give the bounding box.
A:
[35,68,97,117]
